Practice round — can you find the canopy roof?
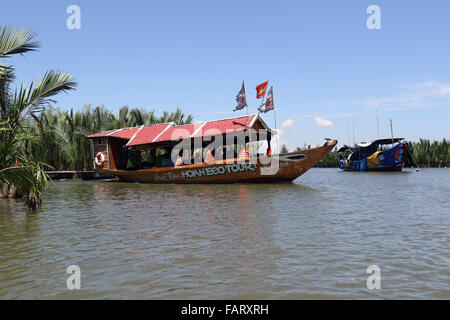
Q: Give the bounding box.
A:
[355,138,404,148]
[337,138,405,153]
[87,127,141,140]
[87,114,275,148]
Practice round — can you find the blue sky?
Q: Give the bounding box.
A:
[2,0,450,150]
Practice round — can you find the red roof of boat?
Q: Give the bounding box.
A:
[88,115,265,147]
[192,115,254,138]
[87,129,117,138]
[126,123,173,146]
[87,127,141,140]
[153,123,198,143]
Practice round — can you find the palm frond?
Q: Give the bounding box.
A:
[0,165,48,210]
[0,25,40,57]
[28,70,77,109]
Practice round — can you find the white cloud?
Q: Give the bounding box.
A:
[272,118,295,152]
[281,118,294,128]
[360,81,450,111]
[314,116,334,127]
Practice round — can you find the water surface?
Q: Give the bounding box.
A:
[0,168,449,299]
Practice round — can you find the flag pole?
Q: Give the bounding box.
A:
[255,81,268,158]
[258,80,274,155]
[247,103,252,159]
[260,83,278,154]
[273,102,279,154]
[258,80,269,112]
[243,81,253,158]
[244,80,250,121]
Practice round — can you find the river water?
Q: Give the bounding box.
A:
[0,168,449,299]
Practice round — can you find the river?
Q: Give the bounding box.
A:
[0,168,449,299]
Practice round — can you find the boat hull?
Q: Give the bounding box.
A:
[94,140,337,184]
[343,165,403,172]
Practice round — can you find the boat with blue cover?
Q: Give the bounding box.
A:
[337,138,407,172]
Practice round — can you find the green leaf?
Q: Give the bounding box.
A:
[0,25,40,57]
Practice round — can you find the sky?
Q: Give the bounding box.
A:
[1,0,450,150]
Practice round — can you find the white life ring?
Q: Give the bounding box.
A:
[95,152,106,167]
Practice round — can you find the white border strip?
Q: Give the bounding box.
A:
[125,125,145,146]
[152,122,175,143]
[106,128,124,136]
[191,122,206,138]
[248,114,258,129]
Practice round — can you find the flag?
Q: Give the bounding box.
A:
[256,81,268,99]
[234,81,248,111]
[258,86,274,113]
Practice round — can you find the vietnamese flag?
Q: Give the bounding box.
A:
[256,81,268,99]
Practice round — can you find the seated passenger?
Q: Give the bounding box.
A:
[174,156,184,168]
[204,150,214,164]
[238,147,249,161]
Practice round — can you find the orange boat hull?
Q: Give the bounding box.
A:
[95,140,337,183]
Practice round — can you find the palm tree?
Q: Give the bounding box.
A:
[280,144,288,154]
[0,25,76,209]
[25,105,194,172]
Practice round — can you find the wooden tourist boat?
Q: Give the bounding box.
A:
[87,114,337,183]
[337,138,408,172]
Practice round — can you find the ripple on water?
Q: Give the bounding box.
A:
[0,169,449,299]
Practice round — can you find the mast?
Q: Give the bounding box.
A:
[352,117,355,146]
[390,119,394,144]
[347,117,350,146]
[376,110,379,138]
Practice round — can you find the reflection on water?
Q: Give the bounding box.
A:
[0,169,449,299]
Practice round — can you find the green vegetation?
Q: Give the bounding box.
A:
[0,25,193,210]
[27,105,193,171]
[406,139,450,168]
[315,148,342,168]
[0,25,76,209]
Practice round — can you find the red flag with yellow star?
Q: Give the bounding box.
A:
[256,81,268,99]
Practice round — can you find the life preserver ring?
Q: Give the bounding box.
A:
[95,152,105,167]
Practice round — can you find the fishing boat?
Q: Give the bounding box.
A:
[337,138,407,172]
[87,114,337,183]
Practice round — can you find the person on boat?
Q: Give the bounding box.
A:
[204,150,214,164]
[238,146,250,161]
[339,156,344,169]
[174,156,184,168]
